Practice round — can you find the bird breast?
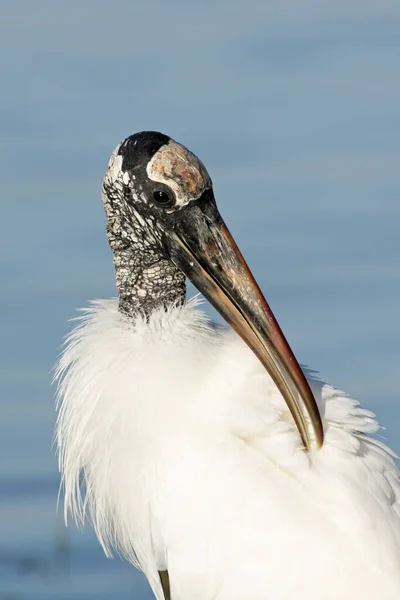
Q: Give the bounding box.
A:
[55,297,400,600]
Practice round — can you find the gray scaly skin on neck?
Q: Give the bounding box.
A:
[102,174,186,321]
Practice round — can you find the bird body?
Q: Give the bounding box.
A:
[56,298,400,599]
[55,132,400,599]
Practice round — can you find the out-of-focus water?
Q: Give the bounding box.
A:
[0,1,399,598]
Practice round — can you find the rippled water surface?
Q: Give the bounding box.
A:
[1,1,400,597]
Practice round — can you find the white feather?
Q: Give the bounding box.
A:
[55,298,400,600]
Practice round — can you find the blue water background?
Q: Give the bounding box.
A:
[0,1,399,597]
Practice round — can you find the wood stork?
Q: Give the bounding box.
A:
[55,131,400,600]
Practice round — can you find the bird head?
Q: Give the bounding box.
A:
[102,131,323,452]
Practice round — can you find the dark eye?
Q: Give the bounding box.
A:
[153,190,175,209]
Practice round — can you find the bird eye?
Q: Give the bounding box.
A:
[153,190,175,209]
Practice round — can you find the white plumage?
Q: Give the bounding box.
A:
[56,298,400,599]
[55,131,400,599]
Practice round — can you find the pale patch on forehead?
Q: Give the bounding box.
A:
[106,144,123,183]
[146,140,212,208]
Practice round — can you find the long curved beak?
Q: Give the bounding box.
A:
[169,199,324,452]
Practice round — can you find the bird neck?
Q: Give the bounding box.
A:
[108,231,186,320]
[102,180,186,319]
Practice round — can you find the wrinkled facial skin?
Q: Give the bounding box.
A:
[102,131,212,318]
[103,132,215,261]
